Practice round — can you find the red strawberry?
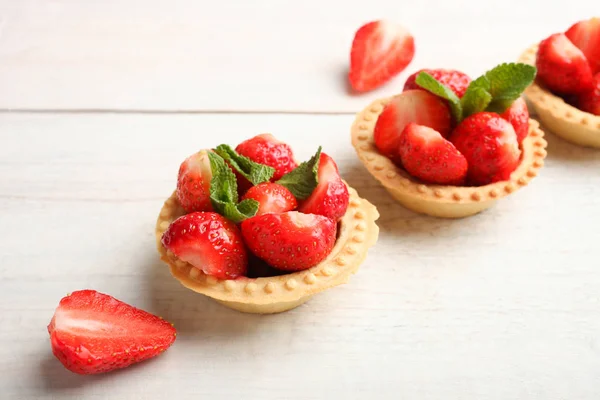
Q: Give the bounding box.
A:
[536,33,594,94]
[161,212,247,279]
[576,73,600,115]
[403,69,471,98]
[241,211,336,271]
[235,134,297,181]
[298,153,349,221]
[500,97,530,144]
[349,20,415,92]
[48,290,176,375]
[565,17,600,74]
[374,90,452,162]
[449,112,521,186]
[176,149,213,213]
[397,123,468,186]
[241,182,297,216]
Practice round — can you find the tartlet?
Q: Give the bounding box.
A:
[156,186,379,314]
[520,45,600,148]
[351,97,548,219]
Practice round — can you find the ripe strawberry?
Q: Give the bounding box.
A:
[565,17,600,74]
[535,33,594,94]
[241,211,336,271]
[500,97,530,144]
[298,153,349,221]
[397,123,468,186]
[403,69,471,98]
[235,134,297,181]
[241,182,297,216]
[374,90,452,162]
[449,112,521,186]
[176,149,213,213]
[48,290,176,375]
[161,212,247,279]
[349,20,415,92]
[576,73,600,115]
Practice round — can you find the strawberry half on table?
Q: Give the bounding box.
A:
[48,290,176,375]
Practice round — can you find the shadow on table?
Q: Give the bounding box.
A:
[541,124,600,163]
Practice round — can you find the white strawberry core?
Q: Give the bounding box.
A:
[492,119,520,157]
[413,125,441,143]
[53,308,116,335]
[287,211,318,228]
[377,20,410,52]
[555,34,582,58]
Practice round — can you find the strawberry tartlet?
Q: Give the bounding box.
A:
[351,63,547,218]
[156,134,379,314]
[520,17,600,148]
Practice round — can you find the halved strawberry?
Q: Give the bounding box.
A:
[536,33,594,94]
[576,73,600,115]
[349,20,415,92]
[403,69,471,98]
[161,212,247,279]
[241,182,297,216]
[297,153,349,221]
[449,112,521,186]
[235,134,297,181]
[48,290,176,375]
[500,97,530,144]
[176,149,213,213]
[374,90,452,162]
[398,123,468,186]
[240,211,336,271]
[565,17,600,74]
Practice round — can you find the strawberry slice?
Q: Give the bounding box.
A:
[576,73,600,115]
[374,90,452,162]
[176,149,213,213]
[48,290,176,375]
[449,112,521,186]
[349,20,415,92]
[241,211,336,271]
[297,153,349,221]
[235,134,297,181]
[566,18,600,74]
[161,212,248,279]
[403,69,471,98]
[500,97,530,144]
[398,123,468,186]
[241,182,297,216]
[536,33,594,94]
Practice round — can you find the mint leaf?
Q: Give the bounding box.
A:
[415,72,463,122]
[276,147,322,200]
[214,144,274,185]
[219,199,259,224]
[484,63,536,113]
[461,81,493,118]
[236,199,259,217]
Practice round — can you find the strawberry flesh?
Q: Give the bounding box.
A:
[241,182,298,216]
[500,97,530,144]
[241,211,336,271]
[161,212,248,279]
[176,150,213,213]
[565,17,600,74]
[404,69,471,98]
[48,290,176,375]
[576,73,600,115]
[349,20,415,92]
[235,134,297,181]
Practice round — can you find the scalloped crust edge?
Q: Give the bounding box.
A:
[155,185,380,314]
[351,97,547,218]
[519,44,600,148]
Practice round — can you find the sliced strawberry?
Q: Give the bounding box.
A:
[241,211,336,271]
[176,149,213,213]
[297,153,349,221]
[403,69,471,98]
[48,290,176,375]
[576,73,600,115]
[449,112,521,186]
[235,134,297,181]
[374,90,452,162]
[536,33,594,95]
[398,123,468,186]
[349,20,415,92]
[241,182,297,216]
[565,17,600,74]
[161,212,247,279]
[500,97,530,144]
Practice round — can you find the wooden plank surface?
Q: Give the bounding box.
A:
[1,113,599,399]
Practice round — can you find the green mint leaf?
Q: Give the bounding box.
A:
[460,75,493,118]
[415,72,463,122]
[276,146,322,200]
[236,199,259,218]
[214,144,274,185]
[483,63,536,113]
[218,199,259,224]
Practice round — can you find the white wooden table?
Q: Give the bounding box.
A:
[1,1,599,399]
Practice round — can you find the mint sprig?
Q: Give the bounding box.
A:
[207,151,258,223]
[214,144,274,185]
[415,72,463,122]
[276,147,322,200]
